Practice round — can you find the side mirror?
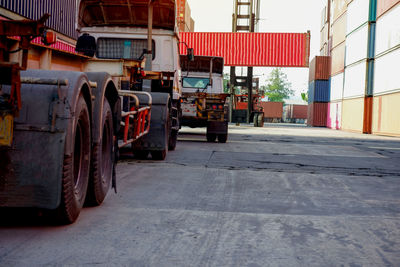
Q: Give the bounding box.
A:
[187,48,194,61]
[75,33,97,57]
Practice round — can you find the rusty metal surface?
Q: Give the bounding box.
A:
[309,56,331,82]
[78,0,175,31]
[180,32,310,67]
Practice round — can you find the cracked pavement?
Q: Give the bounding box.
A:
[1,123,400,266]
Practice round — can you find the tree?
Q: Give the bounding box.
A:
[262,68,294,102]
[301,91,308,103]
[223,73,230,93]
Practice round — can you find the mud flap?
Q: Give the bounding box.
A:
[137,92,170,152]
[206,121,228,135]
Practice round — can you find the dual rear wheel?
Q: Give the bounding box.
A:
[54,95,114,224]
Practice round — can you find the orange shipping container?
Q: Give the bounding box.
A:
[260,102,283,118]
[377,0,400,18]
[363,96,373,134]
[309,56,331,81]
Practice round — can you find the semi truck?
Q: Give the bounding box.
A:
[180,56,228,143]
[0,0,184,224]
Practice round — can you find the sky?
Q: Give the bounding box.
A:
[187,0,325,100]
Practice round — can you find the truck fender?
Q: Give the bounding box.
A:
[85,72,119,143]
[136,92,170,158]
[0,70,92,209]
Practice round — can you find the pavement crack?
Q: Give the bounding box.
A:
[205,150,216,168]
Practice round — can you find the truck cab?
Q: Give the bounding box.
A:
[76,0,182,151]
[180,56,228,143]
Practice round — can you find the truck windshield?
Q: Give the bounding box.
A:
[96,38,155,60]
[182,77,210,89]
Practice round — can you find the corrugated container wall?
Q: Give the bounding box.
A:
[307,103,328,127]
[308,80,331,103]
[341,97,365,132]
[345,23,369,66]
[330,72,344,101]
[343,60,368,98]
[377,0,400,18]
[346,0,376,34]
[331,12,347,48]
[375,3,400,56]
[180,32,311,67]
[331,42,346,75]
[260,102,283,119]
[284,104,308,121]
[309,56,331,81]
[0,0,78,39]
[372,92,400,136]
[320,24,329,50]
[327,101,343,130]
[291,105,308,120]
[374,47,400,95]
[332,0,347,22]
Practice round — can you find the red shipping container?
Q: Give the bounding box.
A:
[377,0,400,18]
[309,56,331,81]
[179,32,311,67]
[260,102,283,118]
[291,104,308,119]
[307,102,328,127]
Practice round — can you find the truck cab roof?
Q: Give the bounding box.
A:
[180,56,224,74]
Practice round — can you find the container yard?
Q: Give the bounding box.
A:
[1,0,400,266]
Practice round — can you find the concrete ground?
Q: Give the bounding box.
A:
[1,123,400,266]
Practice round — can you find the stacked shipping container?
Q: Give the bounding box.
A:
[307,56,331,126]
[284,104,308,123]
[176,0,195,32]
[372,1,400,136]
[320,0,400,136]
[341,0,376,133]
[327,0,347,130]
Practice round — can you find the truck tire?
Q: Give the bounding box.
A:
[86,98,113,206]
[258,113,264,127]
[151,105,170,160]
[206,133,217,142]
[254,113,259,127]
[218,134,228,143]
[168,129,178,151]
[135,150,149,159]
[55,94,91,224]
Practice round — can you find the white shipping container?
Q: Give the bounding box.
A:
[346,0,369,34]
[320,24,329,49]
[343,60,367,98]
[374,47,400,95]
[345,23,369,66]
[330,72,344,101]
[328,101,342,129]
[375,3,400,56]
